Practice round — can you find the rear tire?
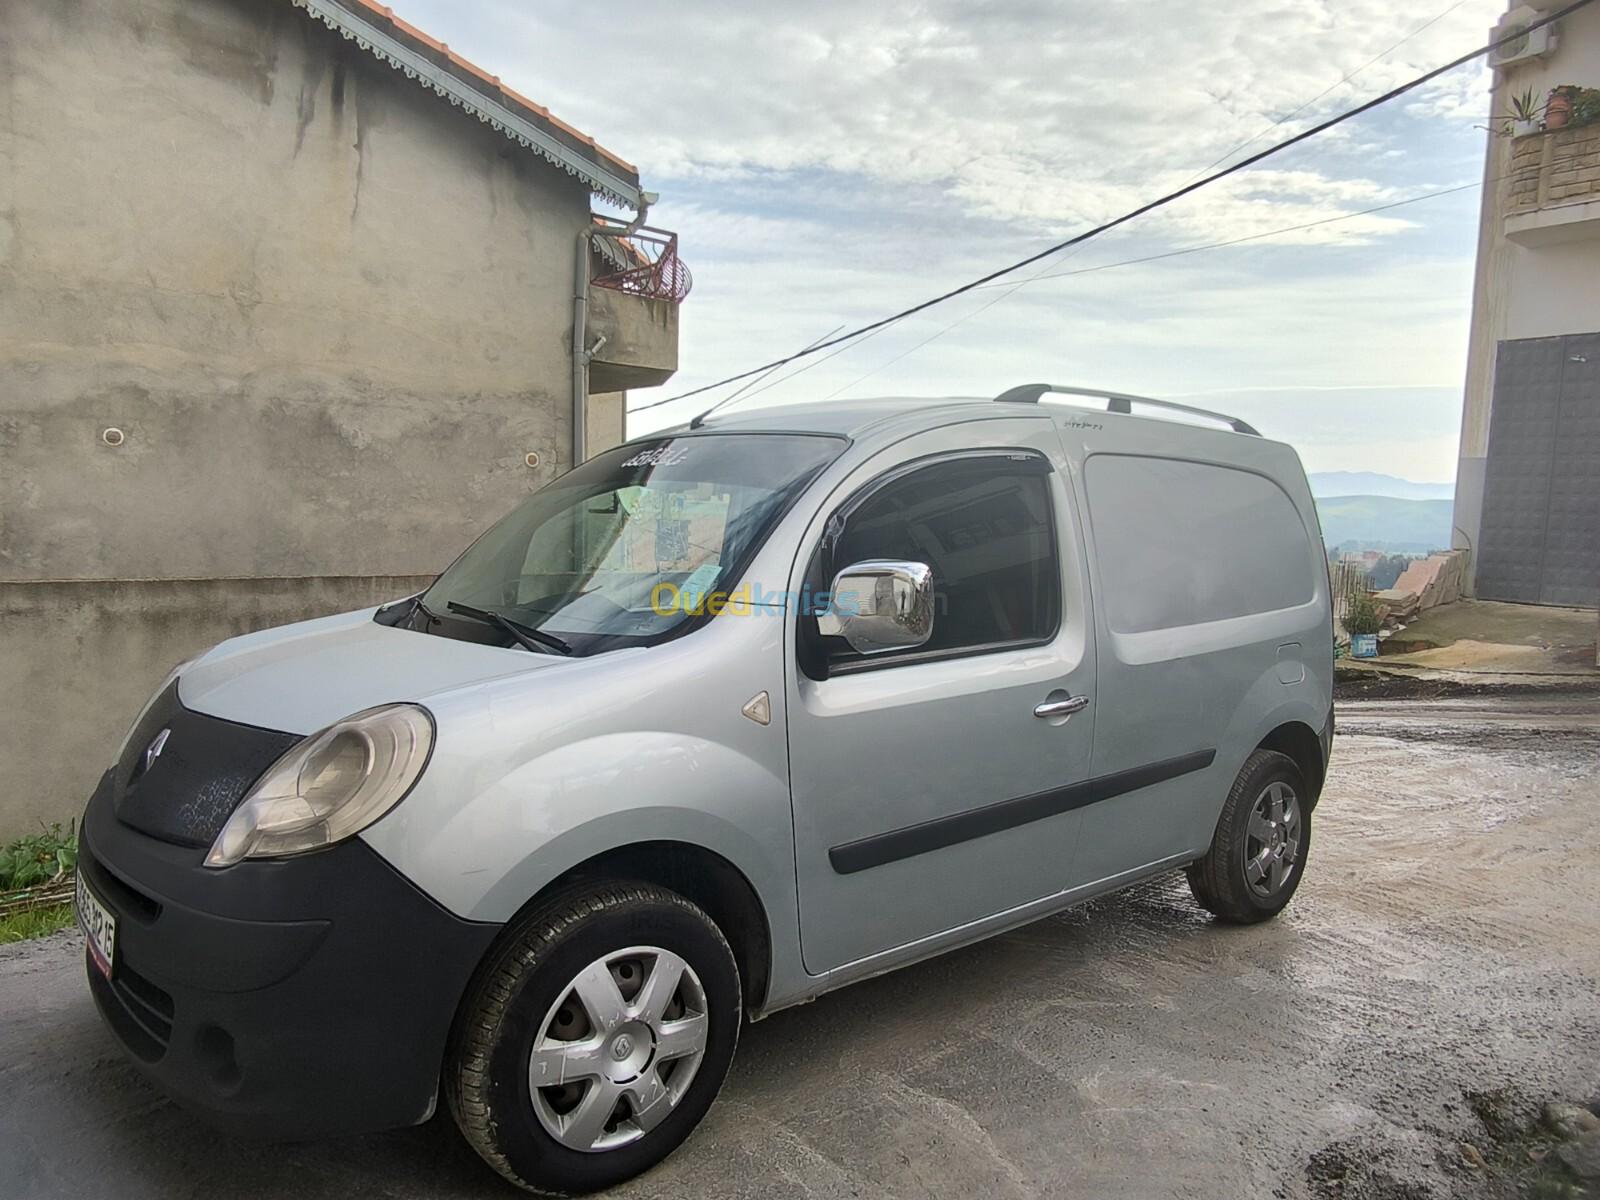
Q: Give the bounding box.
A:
[447,882,741,1195]
[1187,749,1310,924]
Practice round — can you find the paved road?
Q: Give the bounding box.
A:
[5,696,1599,1199]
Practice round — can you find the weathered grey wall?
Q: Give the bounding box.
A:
[0,0,612,834]
[0,577,432,834]
[587,391,627,453]
[587,289,679,392]
[1,0,591,581]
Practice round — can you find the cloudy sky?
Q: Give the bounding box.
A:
[399,0,1506,481]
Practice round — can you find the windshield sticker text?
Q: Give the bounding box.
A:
[621,445,693,468]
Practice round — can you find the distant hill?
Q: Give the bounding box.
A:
[1308,472,1453,501]
[1313,495,1453,554]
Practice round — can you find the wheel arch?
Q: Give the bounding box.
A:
[472,840,774,1016]
[1255,720,1326,807]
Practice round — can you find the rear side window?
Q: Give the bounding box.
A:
[812,453,1060,667]
[1084,455,1313,634]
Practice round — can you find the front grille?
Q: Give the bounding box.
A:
[113,681,302,847]
[89,956,175,1063]
[78,844,161,924]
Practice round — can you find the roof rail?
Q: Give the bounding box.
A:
[993,383,1260,436]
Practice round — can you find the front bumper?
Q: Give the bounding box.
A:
[80,771,500,1139]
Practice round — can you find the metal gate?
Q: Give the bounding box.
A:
[1475,333,1600,606]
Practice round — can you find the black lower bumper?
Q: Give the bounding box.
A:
[79,771,501,1139]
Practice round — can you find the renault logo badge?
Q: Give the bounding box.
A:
[144,727,171,771]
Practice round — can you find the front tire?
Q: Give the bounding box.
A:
[1186,749,1310,924]
[447,883,741,1195]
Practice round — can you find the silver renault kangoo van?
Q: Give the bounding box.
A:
[79,384,1333,1194]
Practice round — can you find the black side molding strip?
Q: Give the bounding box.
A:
[828,749,1218,875]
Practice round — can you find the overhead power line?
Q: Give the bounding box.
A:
[688,324,843,423]
[817,179,1486,401]
[1180,0,1475,185]
[728,323,896,407]
[973,180,1486,287]
[631,0,1589,417]
[816,0,1480,406]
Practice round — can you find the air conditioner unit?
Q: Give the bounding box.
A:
[1489,6,1558,68]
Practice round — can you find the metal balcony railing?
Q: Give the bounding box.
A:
[591,223,692,303]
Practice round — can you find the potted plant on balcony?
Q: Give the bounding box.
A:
[1571,86,1600,129]
[1503,86,1543,137]
[1546,85,1577,129]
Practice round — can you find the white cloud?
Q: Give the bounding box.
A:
[413,0,1501,228]
[388,0,1503,471]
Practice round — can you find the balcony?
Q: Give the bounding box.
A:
[1505,123,1600,247]
[585,223,688,392]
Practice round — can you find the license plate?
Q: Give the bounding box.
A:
[76,872,117,980]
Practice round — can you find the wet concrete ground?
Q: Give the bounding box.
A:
[4,696,1598,1199]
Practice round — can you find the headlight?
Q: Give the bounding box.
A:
[204,704,434,868]
[116,656,199,765]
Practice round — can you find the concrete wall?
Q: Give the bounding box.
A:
[0,577,430,833]
[1,0,594,581]
[0,0,631,834]
[587,289,680,392]
[1455,0,1600,589]
[587,391,627,454]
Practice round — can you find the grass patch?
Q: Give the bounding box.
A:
[0,822,78,944]
[0,822,77,890]
[0,902,74,945]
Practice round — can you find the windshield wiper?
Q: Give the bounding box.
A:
[445,601,572,657]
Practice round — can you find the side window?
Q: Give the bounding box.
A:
[809,453,1061,669]
[1083,455,1314,634]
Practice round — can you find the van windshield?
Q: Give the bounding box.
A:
[405,433,845,656]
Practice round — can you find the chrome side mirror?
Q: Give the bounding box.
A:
[817,560,935,655]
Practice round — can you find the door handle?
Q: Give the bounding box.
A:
[1034,695,1089,719]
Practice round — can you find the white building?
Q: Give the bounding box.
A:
[1454,1,1600,605]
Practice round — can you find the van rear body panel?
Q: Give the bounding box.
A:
[1050,411,1333,885]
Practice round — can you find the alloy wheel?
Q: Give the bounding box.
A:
[528,946,709,1153]
[1243,780,1302,898]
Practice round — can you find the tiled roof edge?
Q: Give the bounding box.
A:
[289,0,643,209]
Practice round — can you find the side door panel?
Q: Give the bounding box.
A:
[786,417,1096,975]
[1064,441,1331,885]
